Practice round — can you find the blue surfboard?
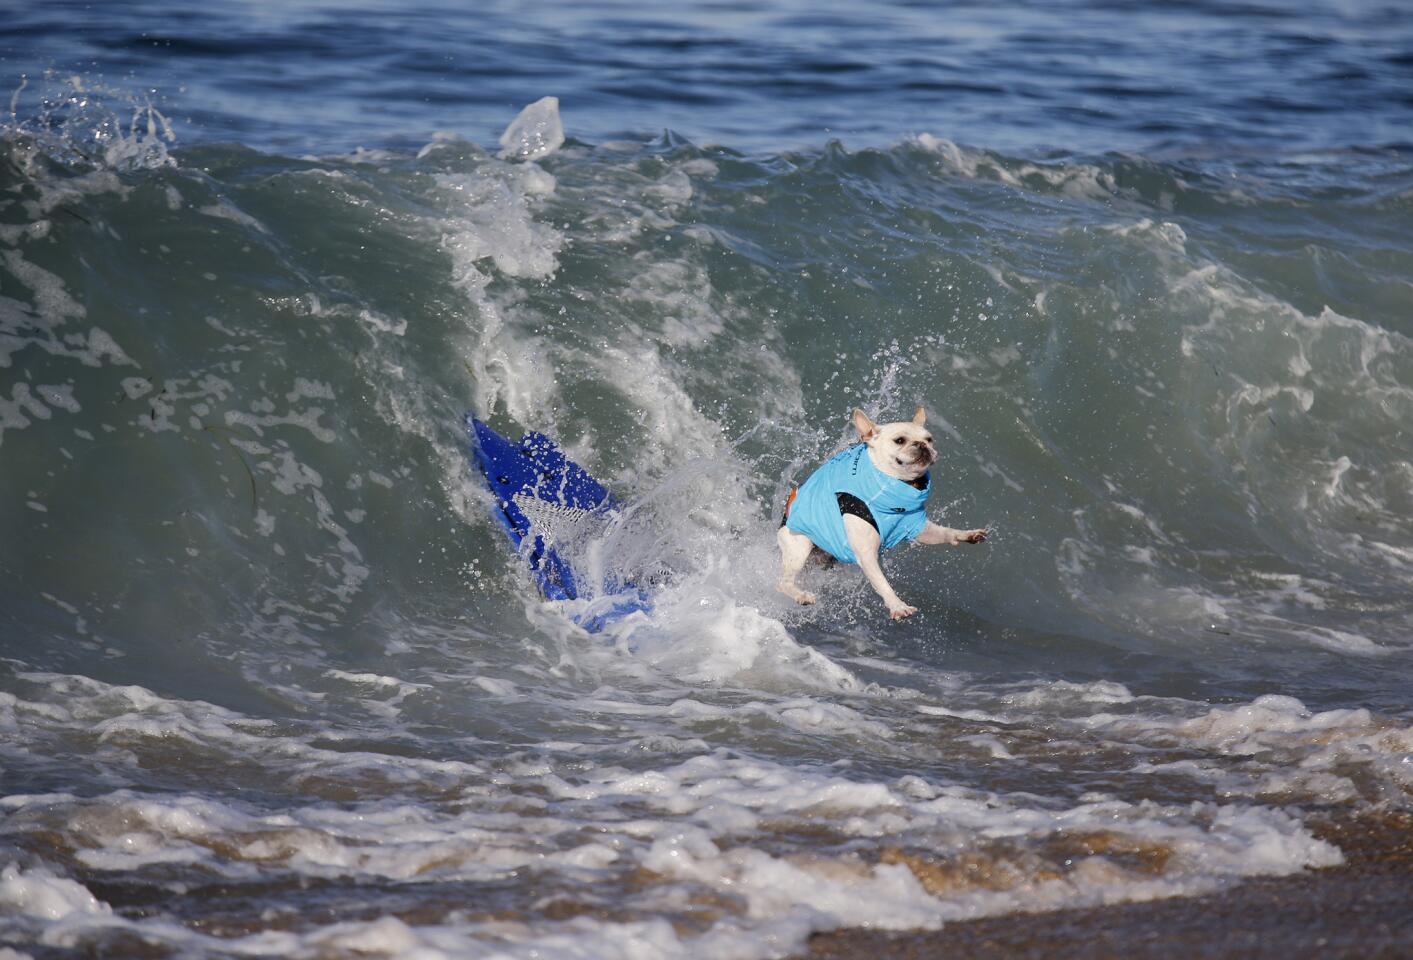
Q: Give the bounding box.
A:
[465,415,652,632]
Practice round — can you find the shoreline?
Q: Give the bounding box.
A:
[800,812,1413,960]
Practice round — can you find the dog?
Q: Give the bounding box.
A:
[777,407,987,620]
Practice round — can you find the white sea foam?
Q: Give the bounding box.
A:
[431,144,566,430]
[438,168,562,281]
[624,260,726,347]
[915,134,1119,200]
[0,651,1377,960]
[19,170,132,220]
[1075,693,1413,803]
[644,168,693,204]
[1,249,85,324]
[0,865,110,921]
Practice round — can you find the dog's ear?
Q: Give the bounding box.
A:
[912,405,926,426]
[852,408,876,440]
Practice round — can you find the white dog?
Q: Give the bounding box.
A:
[777,407,987,620]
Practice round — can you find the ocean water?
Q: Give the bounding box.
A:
[2,1,1411,956]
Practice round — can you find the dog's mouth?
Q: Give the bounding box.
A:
[894,448,935,470]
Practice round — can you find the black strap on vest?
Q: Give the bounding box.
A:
[835,492,879,532]
[780,488,880,534]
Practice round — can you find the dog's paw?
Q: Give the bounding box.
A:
[777,583,817,605]
[889,604,919,621]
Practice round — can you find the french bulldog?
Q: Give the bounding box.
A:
[777,407,987,620]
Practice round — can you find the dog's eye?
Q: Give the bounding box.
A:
[894,437,906,444]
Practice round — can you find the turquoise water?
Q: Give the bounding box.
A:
[1,2,1410,956]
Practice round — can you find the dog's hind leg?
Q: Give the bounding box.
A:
[776,526,818,604]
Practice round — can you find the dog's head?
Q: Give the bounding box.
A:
[853,407,936,482]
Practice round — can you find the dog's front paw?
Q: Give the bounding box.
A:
[888,604,918,621]
[777,582,817,605]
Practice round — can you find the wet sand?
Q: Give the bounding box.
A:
[801,813,1413,960]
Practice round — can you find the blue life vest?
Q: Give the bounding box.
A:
[784,444,930,564]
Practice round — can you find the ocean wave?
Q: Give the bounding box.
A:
[2,87,1410,957]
